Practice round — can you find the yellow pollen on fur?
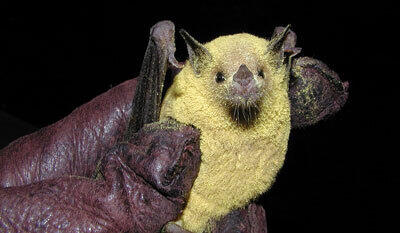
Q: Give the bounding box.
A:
[160,33,291,232]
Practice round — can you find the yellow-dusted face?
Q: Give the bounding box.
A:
[160,31,291,232]
[203,34,271,125]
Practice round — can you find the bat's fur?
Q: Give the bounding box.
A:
[160,33,291,232]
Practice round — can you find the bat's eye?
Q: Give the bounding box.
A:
[258,70,265,78]
[215,72,225,83]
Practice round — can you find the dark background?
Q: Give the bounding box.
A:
[1,1,396,233]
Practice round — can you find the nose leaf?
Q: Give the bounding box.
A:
[233,64,253,86]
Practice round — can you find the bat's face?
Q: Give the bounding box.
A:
[199,34,286,126]
[161,32,290,130]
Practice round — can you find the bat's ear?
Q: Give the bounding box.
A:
[267,25,291,53]
[266,25,302,69]
[289,57,349,128]
[179,29,213,75]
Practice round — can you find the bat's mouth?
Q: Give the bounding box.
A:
[229,103,260,127]
[231,80,260,99]
[228,82,262,126]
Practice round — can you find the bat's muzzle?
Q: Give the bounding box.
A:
[230,64,261,105]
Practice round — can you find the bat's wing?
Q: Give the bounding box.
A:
[272,26,349,127]
[289,57,349,127]
[124,20,183,140]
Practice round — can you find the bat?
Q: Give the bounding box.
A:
[160,25,348,232]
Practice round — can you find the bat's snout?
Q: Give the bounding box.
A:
[230,64,260,102]
[233,64,253,87]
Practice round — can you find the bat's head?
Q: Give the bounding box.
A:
[162,26,347,130]
[178,28,293,126]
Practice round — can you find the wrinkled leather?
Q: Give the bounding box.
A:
[0,120,201,233]
[0,78,138,187]
[163,203,268,233]
[212,204,268,233]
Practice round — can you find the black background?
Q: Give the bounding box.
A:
[1,1,396,233]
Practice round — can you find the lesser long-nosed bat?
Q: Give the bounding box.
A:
[160,26,348,232]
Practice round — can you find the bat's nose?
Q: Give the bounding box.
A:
[233,64,253,86]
